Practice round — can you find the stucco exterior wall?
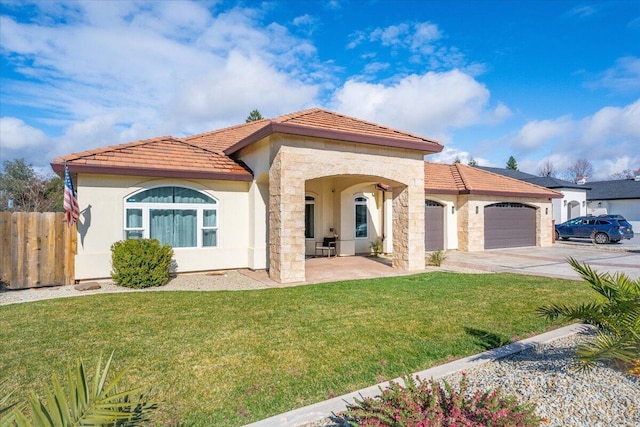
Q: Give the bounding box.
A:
[457,195,554,252]
[555,188,587,224]
[74,174,251,280]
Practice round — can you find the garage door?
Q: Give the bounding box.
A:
[484,203,536,249]
[425,200,444,251]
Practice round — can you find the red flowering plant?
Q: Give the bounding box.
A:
[340,373,540,427]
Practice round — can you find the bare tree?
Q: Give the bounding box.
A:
[565,158,593,183]
[608,169,635,180]
[537,159,557,177]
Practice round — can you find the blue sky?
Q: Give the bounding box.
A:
[1,0,639,179]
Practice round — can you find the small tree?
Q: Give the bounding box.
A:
[453,156,461,164]
[0,159,63,212]
[467,158,478,166]
[537,159,556,177]
[245,109,264,122]
[506,156,518,170]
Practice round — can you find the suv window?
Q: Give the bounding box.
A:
[596,220,611,225]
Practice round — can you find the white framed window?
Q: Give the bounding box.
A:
[305,195,315,239]
[124,186,218,248]
[354,196,368,239]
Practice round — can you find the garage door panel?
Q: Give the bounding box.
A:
[425,201,444,251]
[484,203,536,249]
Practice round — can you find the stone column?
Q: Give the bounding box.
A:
[392,183,425,271]
[269,150,306,283]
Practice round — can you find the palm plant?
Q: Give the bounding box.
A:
[1,381,19,427]
[537,257,640,371]
[5,353,156,427]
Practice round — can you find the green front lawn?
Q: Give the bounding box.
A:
[0,272,591,426]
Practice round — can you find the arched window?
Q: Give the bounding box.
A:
[354,196,368,238]
[124,186,218,248]
[305,196,315,239]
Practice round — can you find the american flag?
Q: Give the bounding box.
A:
[63,163,80,227]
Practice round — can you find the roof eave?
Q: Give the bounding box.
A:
[424,188,462,195]
[461,189,563,199]
[51,163,253,182]
[224,122,443,155]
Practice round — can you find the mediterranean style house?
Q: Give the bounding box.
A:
[52,108,561,283]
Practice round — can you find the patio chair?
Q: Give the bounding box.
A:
[315,237,337,257]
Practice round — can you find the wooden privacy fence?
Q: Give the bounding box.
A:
[0,212,76,289]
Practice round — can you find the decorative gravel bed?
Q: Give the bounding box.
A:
[0,270,269,306]
[300,331,639,427]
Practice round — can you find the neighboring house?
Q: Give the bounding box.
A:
[477,167,588,225]
[583,174,640,230]
[52,108,559,283]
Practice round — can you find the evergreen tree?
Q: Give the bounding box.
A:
[468,158,478,166]
[453,156,461,164]
[245,109,264,122]
[506,156,518,170]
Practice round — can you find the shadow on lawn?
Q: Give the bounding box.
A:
[464,327,512,350]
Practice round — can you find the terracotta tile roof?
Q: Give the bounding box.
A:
[52,108,442,180]
[51,137,253,181]
[272,108,439,144]
[188,108,443,155]
[183,119,270,153]
[425,162,562,199]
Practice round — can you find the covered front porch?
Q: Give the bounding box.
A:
[268,138,427,283]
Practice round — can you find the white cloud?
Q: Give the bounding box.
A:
[429,146,491,166]
[0,117,48,150]
[566,5,598,19]
[512,116,574,151]
[512,99,640,179]
[0,1,325,167]
[587,56,640,93]
[332,69,510,139]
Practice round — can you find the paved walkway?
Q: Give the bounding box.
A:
[241,243,640,285]
[442,244,640,280]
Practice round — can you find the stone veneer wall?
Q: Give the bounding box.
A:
[457,195,554,252]
[268,134,427,283]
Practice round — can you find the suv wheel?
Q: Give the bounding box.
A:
[594,232,609,244]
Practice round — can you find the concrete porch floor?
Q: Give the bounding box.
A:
[240,254,418,287]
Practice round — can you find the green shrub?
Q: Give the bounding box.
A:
[370,239,383,256]
[537,257,640,371]
[342,374,539,427]
[111,239,173,288]
[427,250,447,267]
[3,353,156,427]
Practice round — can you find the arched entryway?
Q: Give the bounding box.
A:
[567,201,580,220]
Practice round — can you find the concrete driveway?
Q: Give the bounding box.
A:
[443,243,640,280]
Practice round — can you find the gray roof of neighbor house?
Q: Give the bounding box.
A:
[584,178,640,200]
[477,166,588,190]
